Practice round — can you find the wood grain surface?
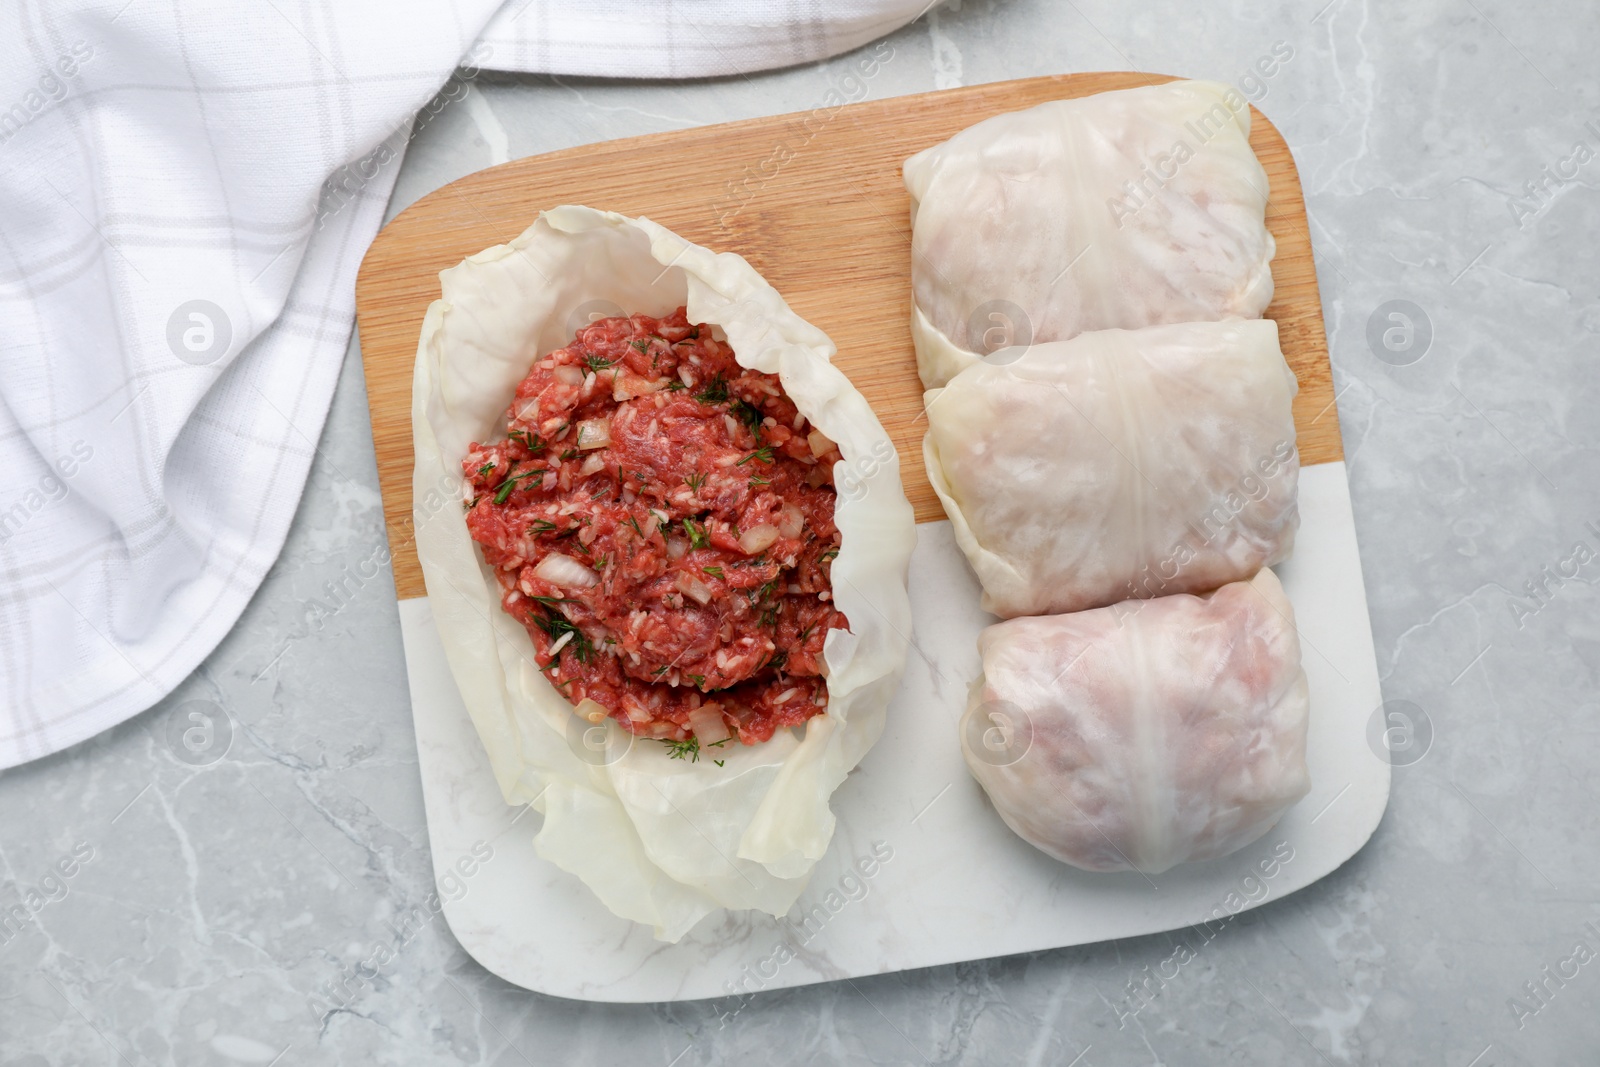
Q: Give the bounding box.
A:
[355,72,1338,601]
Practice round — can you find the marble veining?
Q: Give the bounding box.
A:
[406,469,1386,1004]
[3,0,1598,1063]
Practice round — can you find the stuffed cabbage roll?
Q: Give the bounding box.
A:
[960,569,1310,874]
[414,207,916,941]
[923,318,1298,619]
[905,79,1276,388]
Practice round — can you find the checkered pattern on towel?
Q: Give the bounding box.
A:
[0,0,930,767]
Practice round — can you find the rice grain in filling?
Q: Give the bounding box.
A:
[461,308,850,748]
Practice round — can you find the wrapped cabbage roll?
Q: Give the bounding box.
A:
[905,79,1276,388]
[923,319,1299,619]
[413,207,917,941]
[960,569,1310,874]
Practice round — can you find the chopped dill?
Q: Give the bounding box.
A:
[684,472,706,492]
[507,429,546,454]
[493,468,541,505]
[737,446,775,466]
[530,611,594,664]
[584,353,619,372]
[742,579,780,629]
[730,398,764,441]
[682,518,709,549]
[663,738,698,761]
[703,566,724,579]
[693,374,730,405]
[661,736,730,763]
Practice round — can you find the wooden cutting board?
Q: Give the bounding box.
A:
[356,74,1383,1002]
[354,72,1336,602]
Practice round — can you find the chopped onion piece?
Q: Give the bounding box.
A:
[738,524,780,555]
[665,536,688,560]
[578,453,606,477]
[575,698,609,725]
[613,375,657,402]
[575,418,612,450]
[688,701,731,744]
[777,504,804,539]
[554,365,584,386]
[676,571,714,605]
[808,429,836,457]
[533,552,600,589]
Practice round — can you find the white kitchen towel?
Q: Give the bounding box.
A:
[0,0,933,768]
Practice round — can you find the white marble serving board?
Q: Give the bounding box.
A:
[399,460,1388,1003]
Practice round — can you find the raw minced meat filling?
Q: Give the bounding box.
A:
[462,308,850,747]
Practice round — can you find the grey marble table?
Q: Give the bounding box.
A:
[4,1,1598,1063]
